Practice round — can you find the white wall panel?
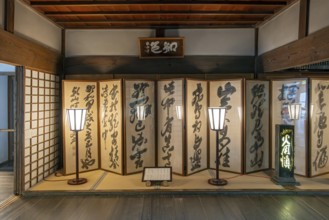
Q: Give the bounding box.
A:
[14,0,61,51]
[166,29,255,55]
[309,0,329,34]
[66,29,155,57]
[66,28,254,57]
[0,0,4,29]
[258,2,299,55]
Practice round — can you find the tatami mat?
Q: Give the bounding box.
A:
[30,170,105,191]
[28,169,329,192]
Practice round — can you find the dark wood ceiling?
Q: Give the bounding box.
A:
[25,0,296,29]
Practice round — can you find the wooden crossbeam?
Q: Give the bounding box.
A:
[30,1,288,7]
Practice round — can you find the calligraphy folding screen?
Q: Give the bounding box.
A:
[271,79,308,176]
[186,79,208,175]
[99,80,123,174]
[209,79,243,174]
[157,79,184,175]
[245,80,270,173]
[310,79,329,177]
[125,80,155,174]
[62,81,99,175]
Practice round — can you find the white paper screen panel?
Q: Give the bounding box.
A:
[24,69,60,190]
[186,79,208,175]
[99,80,123,174]
[157,79,184,175]
[209,79,244,174]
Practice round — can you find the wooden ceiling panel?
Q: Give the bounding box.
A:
[26,0,294,29]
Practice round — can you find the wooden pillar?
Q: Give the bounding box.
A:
[298,0,310,39]
[4,0,15,33]
[254,28,259,78]
[156,28,165,37]
[14,66,25,195]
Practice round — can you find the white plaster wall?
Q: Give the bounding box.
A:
[258,2,300,55]
[165,29,255,55]
[14,0,61,51]
[66,28,254,57]
[0,75,8,164]
[66,29,155,57]
[0,0,4,29]
[309,0,329,34]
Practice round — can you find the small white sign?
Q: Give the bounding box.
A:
[142,167,172,182]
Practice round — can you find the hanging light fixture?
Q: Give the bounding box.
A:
[207,107,227,186]
[136,105,146,121]
[287,103,301,120]
[66,108,87,185]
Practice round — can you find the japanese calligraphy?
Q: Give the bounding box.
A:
[144,41,178,54]
[160,81,175,167]
[81,84,96,169]
[129,82,151,169]
[249,84,265,168]
[280,133,293,170]
[140,38,183,58]
[217,82,236,167]
[277,83,299,122]
[101,83,120,169]
[313,83,329,171]
[190,83,204,171]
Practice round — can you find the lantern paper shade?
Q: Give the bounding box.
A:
[136,105,146,121]
[67,109,87,131]
[288,103,301,120]
[175,105,182,120]
[208,107,226,131]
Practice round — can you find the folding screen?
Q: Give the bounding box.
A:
[124,80,155,174]
[99,80,123,174]
[245,80,270,173]
[157,79,184,175]
[271,78,308,176]
[62,81,99,175]
[310,79,329,177]
[186,79,208,175]
[209,79,244,173]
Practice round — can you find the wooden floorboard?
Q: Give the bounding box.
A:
[0,171,14,203]
[2,195,329,219]
[271,195,327,220]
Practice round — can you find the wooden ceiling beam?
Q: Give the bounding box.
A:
[56,19,261,24]
[62,24,254,29]
[30,1,288,7]
[45,10,274,16]
[259,25,329,72]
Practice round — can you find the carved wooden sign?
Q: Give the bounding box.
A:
[139,37,184,58]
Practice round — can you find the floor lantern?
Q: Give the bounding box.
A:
[208,107,227,186]
[272,103,301,186]
[66,108,87,185]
